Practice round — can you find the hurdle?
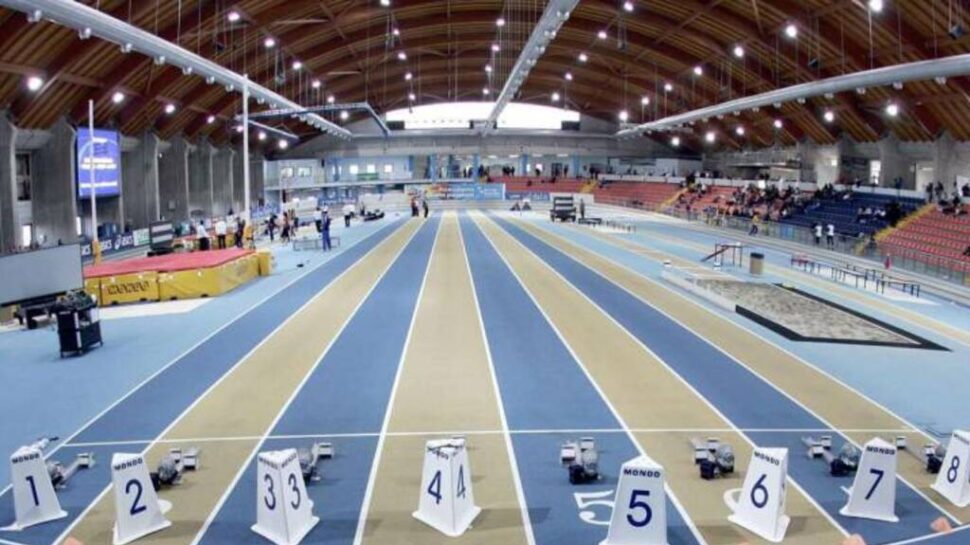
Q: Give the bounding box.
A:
[702,242,745,268]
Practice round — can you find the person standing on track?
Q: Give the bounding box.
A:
[195,220,210,251]
[422,198,429,218]
[321,210,332,251]
[825,222,836,249]
[813,222,823,246]
[215,217,228,249]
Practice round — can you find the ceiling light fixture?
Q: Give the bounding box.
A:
[26,76,43,92]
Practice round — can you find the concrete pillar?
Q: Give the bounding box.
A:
[32,118,78,245]
[250,155,265,207]
[0,114,17,252]
[158,136,190,223]
[121,132,160,229]
[878,134,911,188]
[189,140,215,218]
[471,154,480,178]
[933,132,955,188]
[212,147,234,216]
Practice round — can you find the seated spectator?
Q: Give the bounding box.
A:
[964,245,970,257]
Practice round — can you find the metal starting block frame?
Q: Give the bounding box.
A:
[50,451,95,489]
[299,442,334,482]
[168,447,201,471]
[802,436,860,476]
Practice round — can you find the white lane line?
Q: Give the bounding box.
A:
[0,537,30,545]
[50,220,417,545]
[188,220,430,545]
[470,212,711,545]
[0,218,400,499]
[350,217,442,545]
[531,217,963,525]
[65,428,922,448]
[458,214,537,545]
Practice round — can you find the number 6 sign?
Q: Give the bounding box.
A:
[601,454,668,545]
[726,447,790,543]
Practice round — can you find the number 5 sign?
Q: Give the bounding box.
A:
[601,454,668,545]
[251,449,319,545]
[726,447,790,543]
[110,453,171,545]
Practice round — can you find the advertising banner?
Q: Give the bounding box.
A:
[77,128,121,198]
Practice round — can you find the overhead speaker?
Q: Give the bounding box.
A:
[387,120,405,130]
[561,121,581,131]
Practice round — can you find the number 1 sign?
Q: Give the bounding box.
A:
[601,454,668,545]
[251,449,319,545]
[726,447,790,543]
[110,453,171,545]
[1,445,67,530]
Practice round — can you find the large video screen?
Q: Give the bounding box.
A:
[77,128,121,198]
[0,244,83,307]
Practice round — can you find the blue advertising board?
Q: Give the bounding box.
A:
[77,128,121,198]
[410,182,506,201]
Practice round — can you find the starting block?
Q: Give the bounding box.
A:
[600,454,668,545]
[840,437,899,522]
[3,443,68,530]
[690,437,734,480]
[297,442,333,482]
[413,439,480,537]
[802,436,859,476]
[561,438,601,484]
[726,447,790,543]
[110,453,172,545]
[931,430,970,507]
[167,448,200,471]
[252,449,319,545]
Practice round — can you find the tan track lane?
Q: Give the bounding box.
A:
[518,216,968,522]
[62,219,422,545]
[472,212,845,545]
[360,214,528,545]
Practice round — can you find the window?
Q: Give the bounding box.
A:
[21,224,32,247]
[383,164,393,174]
[297,167,311,177]
[281,167,294,178]
[348,164,359,175]
[386,101,580,130]
[366,164,376,174]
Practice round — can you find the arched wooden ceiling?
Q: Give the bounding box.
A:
[0,0,968,150]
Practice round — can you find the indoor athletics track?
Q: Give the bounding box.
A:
[1,210,967,545]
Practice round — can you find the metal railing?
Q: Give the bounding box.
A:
[591,197,967,285]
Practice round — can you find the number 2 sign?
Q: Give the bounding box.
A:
[109,453,171,545]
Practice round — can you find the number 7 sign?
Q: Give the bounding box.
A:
[841,437,899,522]
[601,454,668,545]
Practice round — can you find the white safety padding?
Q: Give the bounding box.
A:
[726,447,790,543]
[251,449,319,545]
[412,439,481,537]
[111,453,171,545]
[600,454,668,545]
[931,430,970,508]
[841,437,899,522]
[1,446,67,530]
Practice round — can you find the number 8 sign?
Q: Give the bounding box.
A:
[601,455,667,545]
[932,430,970,508]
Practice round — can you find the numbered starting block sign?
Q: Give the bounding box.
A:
[251,449,319,545]
[931,430,970,508]
[111,453,171,545]
[412,439,481,537]
[601,454,668,545]
[726,448,790,543]
[1,446,67,531]
[841,438,899,522]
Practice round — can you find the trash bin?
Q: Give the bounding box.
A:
[750,252,764,275]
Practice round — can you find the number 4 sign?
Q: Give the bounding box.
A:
[251,449,319,545]
[726,447,790,544]
[412,439,480,537]
[1,445,67,531]
[110,453,171,545]
[601,454,668,545]
[932,430,970,508]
